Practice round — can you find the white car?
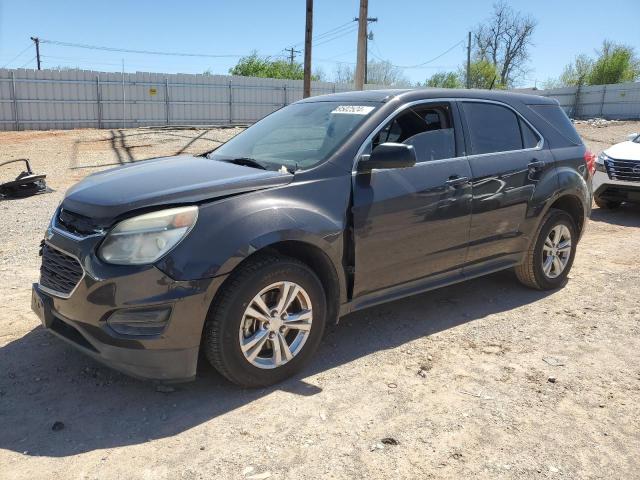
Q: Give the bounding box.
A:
[594,133,640,209]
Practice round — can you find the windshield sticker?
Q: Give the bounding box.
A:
[331,105,375,115]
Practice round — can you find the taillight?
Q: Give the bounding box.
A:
[584,150,596,176]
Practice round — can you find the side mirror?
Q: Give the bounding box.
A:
[626,133,639,142]
[358,142,417,172]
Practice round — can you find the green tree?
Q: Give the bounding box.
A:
[549,41,640,88]
[465,60,504,89]
[588,41,640,85]
[425,72,462,88]
[559,54,594,87]
[229,52,306,80]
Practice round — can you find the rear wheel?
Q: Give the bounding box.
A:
[594,197,621,209]
[515,209,577,290]
[203,254,326,387]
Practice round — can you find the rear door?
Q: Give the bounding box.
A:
[459,100,552,268]
[351,101,472,297]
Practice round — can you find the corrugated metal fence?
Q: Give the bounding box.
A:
[0,68,385,131]
[1,68,638,131]
[515,82,640,120]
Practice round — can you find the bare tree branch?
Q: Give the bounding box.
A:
[473,1,537,87]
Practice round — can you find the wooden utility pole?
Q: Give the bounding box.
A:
[303,0,313,98]
[285,47,301,66]
[30,37,41,70]
[354,0,368,90]
[466,31,471,89]
[354,17,377,85]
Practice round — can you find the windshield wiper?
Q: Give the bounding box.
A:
[220,157,267,170]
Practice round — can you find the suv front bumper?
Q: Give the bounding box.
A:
[31,226,227,382]
[593,168,640,204]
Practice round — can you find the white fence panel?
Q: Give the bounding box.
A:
[1,67,638,131]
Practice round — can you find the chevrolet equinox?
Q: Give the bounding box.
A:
[32,89,593,387]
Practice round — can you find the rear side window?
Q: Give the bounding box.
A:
[462,102,523,155]
[371,103,456,162]
[528,104,581,145]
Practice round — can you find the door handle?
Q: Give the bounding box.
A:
[446,176,469,187]
[528,160,545,170]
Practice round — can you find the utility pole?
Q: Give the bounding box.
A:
[354,0,368,90]
[303,0,313,98]
[284,47,301,66]
[353,16,377,85]
[30,36,41,70]
[466,31,471,89]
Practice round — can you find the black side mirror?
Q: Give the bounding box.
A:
[358,142,417,172]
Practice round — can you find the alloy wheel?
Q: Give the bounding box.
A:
[238,281,313,369]
[541,224,572,279]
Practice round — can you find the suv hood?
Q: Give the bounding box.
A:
[62,155,293,223]
[605,141,640,161]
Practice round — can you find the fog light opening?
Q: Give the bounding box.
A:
[106,306,172,336]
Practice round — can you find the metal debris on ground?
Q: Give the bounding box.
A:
[0,159,49,199]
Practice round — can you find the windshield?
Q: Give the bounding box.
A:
[208,101,378,171]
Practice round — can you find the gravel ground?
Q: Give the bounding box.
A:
[1,123,639,480]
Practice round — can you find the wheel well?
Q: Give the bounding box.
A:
[265,241,341,324]
[549,195,585,234]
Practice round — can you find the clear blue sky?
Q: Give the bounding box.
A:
[0,0,638,86]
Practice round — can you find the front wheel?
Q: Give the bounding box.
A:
[515,209,578,290]
[203,254,326,387]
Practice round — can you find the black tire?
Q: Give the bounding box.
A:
[594,197,621,209]
[203,254,326,387]
[515,209,578,290]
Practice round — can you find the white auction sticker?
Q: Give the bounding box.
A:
[331,105,375,115]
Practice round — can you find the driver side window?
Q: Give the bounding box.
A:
[369,103,456,163]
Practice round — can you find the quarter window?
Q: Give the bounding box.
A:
[462,102,523,155]
[520,118,540,149]
[371,104,456,162]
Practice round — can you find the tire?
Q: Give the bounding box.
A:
[594,197,621,209]
[515,209,578,290]
[203,254,326,387]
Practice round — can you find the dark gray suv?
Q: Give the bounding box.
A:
[32,89,593,387]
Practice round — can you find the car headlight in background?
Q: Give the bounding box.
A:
[99,206,198,265]
[595,152,609,173]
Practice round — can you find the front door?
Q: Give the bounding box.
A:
[352,102,472,298]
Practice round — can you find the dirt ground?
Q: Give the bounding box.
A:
[1,122,639,480]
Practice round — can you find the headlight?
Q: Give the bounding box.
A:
[99,206,198,265]
[596,152,608,172]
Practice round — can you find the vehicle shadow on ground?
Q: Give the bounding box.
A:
[0,270,552,458]
[589,203,640,227]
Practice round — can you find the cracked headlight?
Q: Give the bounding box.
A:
[99,206,198,265]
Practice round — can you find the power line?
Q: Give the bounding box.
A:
[370,39,465,69]
[1,43,33,68]
[290,20,354,48]
[39,38,247,58]
[18,56,37,69]
[312,25,359,48]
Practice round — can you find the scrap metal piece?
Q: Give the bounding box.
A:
[0,159,49,199]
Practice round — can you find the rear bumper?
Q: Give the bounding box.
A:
[32,226,228,382]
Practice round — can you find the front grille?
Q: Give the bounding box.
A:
[39,243,83,296]
[605,158,640,182]
[57,208,104,236]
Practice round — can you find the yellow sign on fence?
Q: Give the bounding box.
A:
[149,87,158,96]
